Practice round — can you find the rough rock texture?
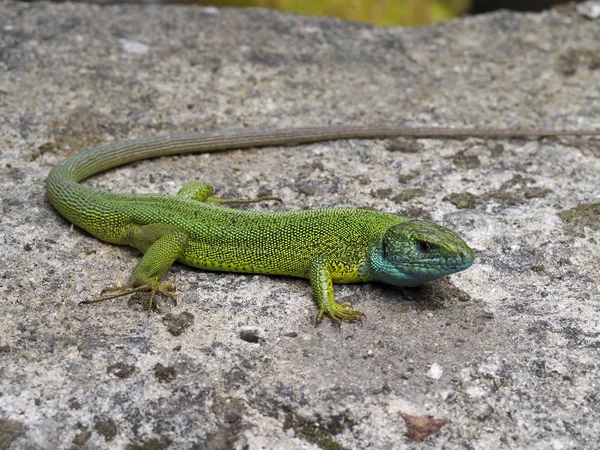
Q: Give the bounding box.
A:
[1,1,599,449]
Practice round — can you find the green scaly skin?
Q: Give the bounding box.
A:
[45,125,599,323]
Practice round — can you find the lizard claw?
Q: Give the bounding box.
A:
[149,281,177,310]
[81,281,177,311]
[315,301,365,326]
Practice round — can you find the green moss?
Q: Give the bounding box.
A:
[490,144,504,158]
[392,188,424,204]
[370,188,393,199]
[522,187,552,199]
[125,438,171,450]
[558,202,600,235]
[94,418,117,442]
[487,191,522,206]
[443,192,480,209]
[283,412,352,450]
[501,174,534,188]
[0,419,25,450]
[451,150,480,170]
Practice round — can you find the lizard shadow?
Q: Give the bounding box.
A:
[364,278,473,311]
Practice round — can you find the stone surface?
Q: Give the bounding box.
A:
[0,1,599,449]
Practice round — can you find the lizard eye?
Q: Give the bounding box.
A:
[417,241,432,254]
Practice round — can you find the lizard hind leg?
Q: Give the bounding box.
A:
[177,181,281,206]
[79,283,175,309]
[177,181,216,202]
[81,224,188,311]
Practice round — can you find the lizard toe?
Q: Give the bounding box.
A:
[319,301,364,325]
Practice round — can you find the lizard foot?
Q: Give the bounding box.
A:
[80,281,176,311]
[316,301,365,326]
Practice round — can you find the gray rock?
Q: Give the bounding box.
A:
[0,1,598,449]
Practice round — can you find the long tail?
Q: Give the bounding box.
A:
[48,125,600,183]
[45,125,599,221]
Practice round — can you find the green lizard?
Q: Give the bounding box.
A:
[45,125,599,323]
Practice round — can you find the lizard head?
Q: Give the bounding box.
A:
[369,220,474,287]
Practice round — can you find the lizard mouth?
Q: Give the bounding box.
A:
[398,248,474,274]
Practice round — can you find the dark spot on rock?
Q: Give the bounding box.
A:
[38,142,56,153]
[398,173,417,183]
[392,188,424,203]
[124,437,171,450]
[501,174,536,189]
[370,188,393,199]
[297,185,316,196]
[257,186,275,199]
[556,47,600,76]
[490,143,504,157]
[356,174,370,185]
[162,311,194,336]
[94,417,118,442]
[522,187,552,199]
[224,367,247,389]
[443,192,481,209]
[558,202,600,235]
[154,363,176,383]
[239,327,261,343]
[0,418,25,448]
[107,362,136,379]
[312,161,325,171]
[203,428,237,450]
[398,206,432,220]
[283,410,352,450]
[386,138,424,153]
[204,396,246,449]
[486,191,522,206]
[72,424,91,448]
[452,150,480,169]
[212,395,245,425]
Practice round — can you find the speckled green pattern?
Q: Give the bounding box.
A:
[45,126,485,322]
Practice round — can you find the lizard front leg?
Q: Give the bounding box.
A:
[81,224,188,310]
[308,258,364,325]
